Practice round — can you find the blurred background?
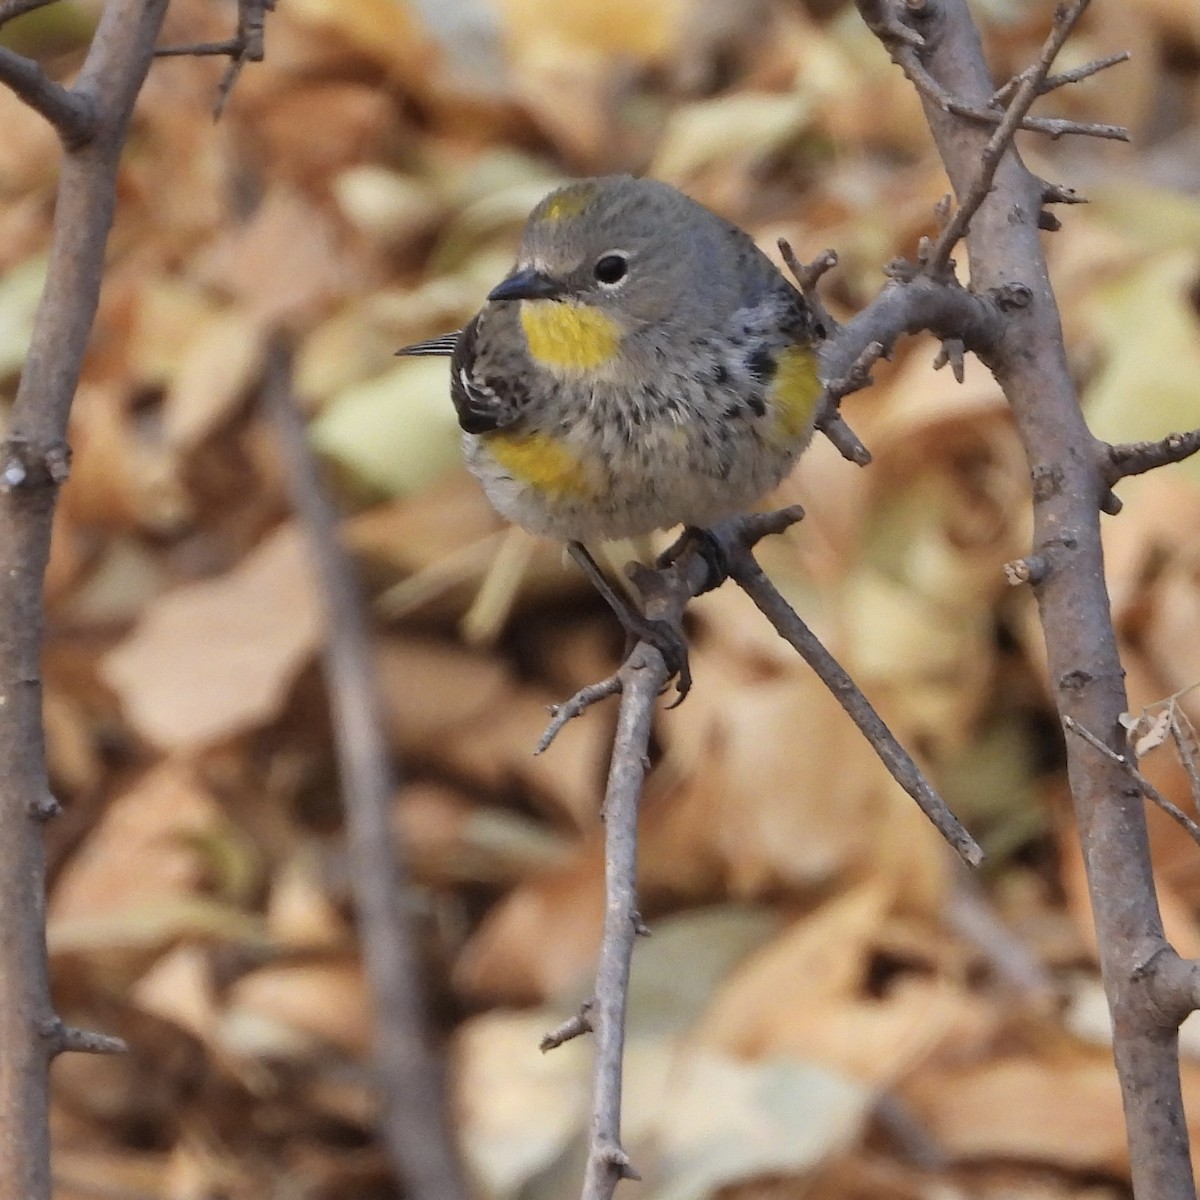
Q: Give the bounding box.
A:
[4,0,1200,1195]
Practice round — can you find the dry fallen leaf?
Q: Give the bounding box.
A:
[101,523,322,749]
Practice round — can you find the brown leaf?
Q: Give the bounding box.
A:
[101,524,322,749]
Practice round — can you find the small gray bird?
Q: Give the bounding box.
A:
[400,175,825,693]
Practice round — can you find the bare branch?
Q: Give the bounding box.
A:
[1041,180,1086,206]
[819,273,1002,383]
[856,0,926,46]
[1064,717,1200,847]
[777,239,840,335]
[1003,554,1048,587]
[871,0,1192,1188]
[1167,704,1200,808]
[264,339,470,1200]
[807,270,1003,464]
[992,50,1130,105]
[537,673,622,754]
[153,0,275,117]
[0,47,95,144]
[0,3,171,1195]
[825,339,886,402]
[725,536,983,867]
[154,39,242,57]
[581,645,662,1200]
[40,1019,126,1058]
[816,411,872,465]
[541,1001,595,1052]
[1105,429,1200,483]
[925,0,1095,275]
[893,41,1128,143]
[932,337,965,380]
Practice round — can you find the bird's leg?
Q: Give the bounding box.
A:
[567,541,692,700]
[656,525,729,594]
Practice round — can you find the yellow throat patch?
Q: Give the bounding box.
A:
[769,345,822,442]
[520,300,621,372]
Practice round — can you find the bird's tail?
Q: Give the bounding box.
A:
[395,332,460,357]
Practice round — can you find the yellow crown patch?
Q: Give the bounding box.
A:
[538,184,598,224]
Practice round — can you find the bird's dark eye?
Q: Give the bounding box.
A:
[593,253,628,285]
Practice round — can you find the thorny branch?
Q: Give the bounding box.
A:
[265,340,469,1200]
[0,3,171,1197]
[859,0,1129,145]
[534,1,1200,1198]
[154,0,275,116]
[543,506,982,1199]
[861,0,1198,1193]
[1064,717,1200,847]
[924,0,1101,275]
[1105,428,1200,483]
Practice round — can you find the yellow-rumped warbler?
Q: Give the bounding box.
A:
[400,175,825,690]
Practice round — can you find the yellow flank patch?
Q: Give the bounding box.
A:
[538,184,597,223]
[485,430,595,498]
[769,345,822,442]
[520,300,621,371]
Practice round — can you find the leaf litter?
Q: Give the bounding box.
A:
[6,0,1200,1196]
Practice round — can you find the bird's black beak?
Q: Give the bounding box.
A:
[487,267,565,303]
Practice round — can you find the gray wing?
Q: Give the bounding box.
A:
[397,318,531,435]
[449,313,533,435]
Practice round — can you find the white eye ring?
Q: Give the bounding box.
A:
[593,252,629,286]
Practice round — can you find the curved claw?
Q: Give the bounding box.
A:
[645,618,691,706]
[568,540,694,704]
[656,525,730,595]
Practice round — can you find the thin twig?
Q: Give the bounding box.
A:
[897,46,1128,143]
[819,339,886,458]
[1064,717,1200,846]
[42,1020,126,1057]
[991,50,1130,105]
[537,674,622,754]
[931,337,965,381]
[214,0,272,117]
[549,502,979,1200]
[727,547,983,865]
[816,411,873,465]
[540,1001,595,1052]
[1105,429,1200,483]
[154,39,242,56]
[1168,705,1200,810]
[1041,180,1085,206]
[777,239,840,335]
[264,338,469,1200]
[153,0,274,118]
[581,644,662,1200]
[0,47,95,145]
[925,0,1095,275]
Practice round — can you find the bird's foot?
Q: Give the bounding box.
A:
[657,525,729,595]
[618,613,692,706]
[567,541,693,703]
